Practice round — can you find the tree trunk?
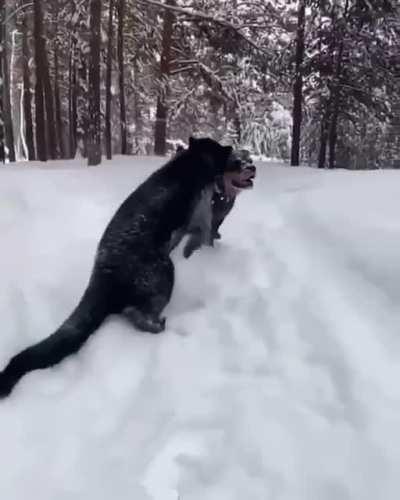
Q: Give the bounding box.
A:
[87,0,102,166]
[318,115,329,168]
[2,12,16,163]
[290,0,306,166]
[10,28,21,159]
[327,41,344,169]
[0,0,6,162]
[67,1,77,159]
[33,0,47,161]
[22,13,35,160]
[68,41,78,158]
[327,0,348,169]
[54,41,65,159]
[133,57,143,154]
[77,54,88,158]
[105,0,114,160]
[43,60,57,159]
[117,0,127,154]
[33,0,57,159]
[154,0,175,156]
[154,97,167,156]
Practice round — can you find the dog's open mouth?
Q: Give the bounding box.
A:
[223,167,256,197]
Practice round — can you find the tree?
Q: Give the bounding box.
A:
[2,0,399,168]
[87,0,102,166]
[33,0,49,160]
[291,0,306,166]
[1,0,16,162]
[154,0,175,156]
[54,19,65,159]
[117,0,127,154]
[0,0,6,162]
[22,11,35,160]
[105,0,114,160]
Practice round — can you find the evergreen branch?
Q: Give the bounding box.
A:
[136,0,270,56]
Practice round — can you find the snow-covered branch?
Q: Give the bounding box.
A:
[136,0,270,56]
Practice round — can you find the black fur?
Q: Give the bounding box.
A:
[0,137,241,398]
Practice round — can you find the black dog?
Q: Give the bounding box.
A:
[172,146,256,258]
[0,137,243,398]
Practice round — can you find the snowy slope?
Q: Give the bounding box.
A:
[1,157,400,500]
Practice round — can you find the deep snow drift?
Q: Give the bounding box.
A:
[1,156,400,500]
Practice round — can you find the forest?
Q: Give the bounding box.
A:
[0,0,399,169]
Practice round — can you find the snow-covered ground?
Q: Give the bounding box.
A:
[1,156,400,500]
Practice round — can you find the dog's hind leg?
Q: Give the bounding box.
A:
[122,255,175,334]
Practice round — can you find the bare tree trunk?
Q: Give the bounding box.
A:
[154,97,167,155]
[117,0,127,154]
[67,1,78,159]
[87,0,102,166]
[154,0,175,156]
[133,57,143,154]
[2,10,16,163]
[327,0,348,169]
[318,115,329,168]
[105,0,114,160]
[33,0,48,160]
[68,39,78,158]
[328,41,344,169]
[54,38,65,158]
[77,54,88,158]
[22,12,35,160]
[290,0,306,166]
[10,28,21,159]
[0,0,6,162]
[43,61,57,159]
[33,0,57,159]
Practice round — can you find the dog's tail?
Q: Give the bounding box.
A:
[0,276,110,398]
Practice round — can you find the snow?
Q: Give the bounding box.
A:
[1,156,400,499]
